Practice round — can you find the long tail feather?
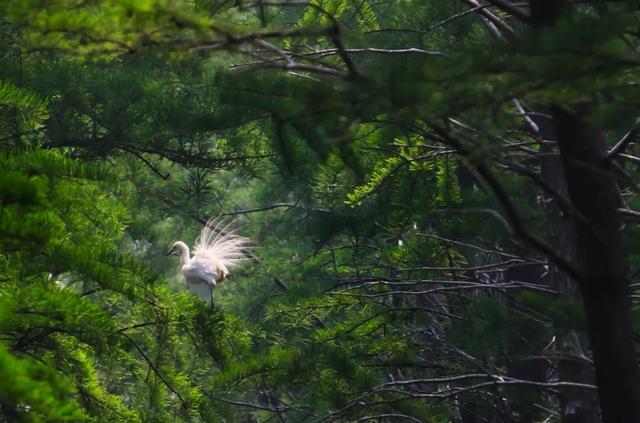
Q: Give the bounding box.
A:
[192,217,252,269]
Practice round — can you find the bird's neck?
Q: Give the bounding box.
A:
[178,245,191,266]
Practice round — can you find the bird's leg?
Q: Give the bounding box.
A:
[209,285,215,310]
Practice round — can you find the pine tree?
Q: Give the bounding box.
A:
[3,1,640,422]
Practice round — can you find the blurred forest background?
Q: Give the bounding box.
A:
[1,1,640,422]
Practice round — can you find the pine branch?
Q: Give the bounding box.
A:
[120,333,187,407]
[431,125,584,282]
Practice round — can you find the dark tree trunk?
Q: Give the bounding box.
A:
[523,3,640,420]
[552,104,640,423]
[535,109,600,423]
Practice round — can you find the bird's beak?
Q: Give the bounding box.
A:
[165,249,173,256]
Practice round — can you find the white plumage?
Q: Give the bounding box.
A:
[168,218,250,302]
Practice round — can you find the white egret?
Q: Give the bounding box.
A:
[167,218,251,302]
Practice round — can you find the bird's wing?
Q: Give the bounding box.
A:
[191,253,228,284]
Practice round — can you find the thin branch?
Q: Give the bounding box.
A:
[357,414,425,423]
[121,333,187,406]
[119,145,170,180]
[505,160,592,227]
[317,374,595,422]
[484,0,531,21]
[253,39,295,66]
[299,47,446,57]
[513,99,539,133]
[619,153,640,166]
[611,160,640,195]
[116,320,167,333]
[209,394,290,413]
[617,208,640,221]
[607,119,640,160]
[459,0,515,37]
[231,60,349,77]
[331,281,559,297]
[432,125,583,281]
[433,207,512,233]
[219,202,328,217]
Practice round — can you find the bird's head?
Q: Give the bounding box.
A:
[166,241,188,256]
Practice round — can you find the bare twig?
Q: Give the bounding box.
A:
[121,333,187,406]
[607,119,640,160]
[484,0,531,21]
[432,125,583,281]
[209,394,290,413]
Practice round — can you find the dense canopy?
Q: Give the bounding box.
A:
[1,1,640,422]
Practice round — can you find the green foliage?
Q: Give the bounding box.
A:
[518,291,587,333]
[2,0,215,56]
[2,0,637,422]
[0,80,48,128]
[346,156,402,206]
[434,156,462,205]
[0,342,85,422]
